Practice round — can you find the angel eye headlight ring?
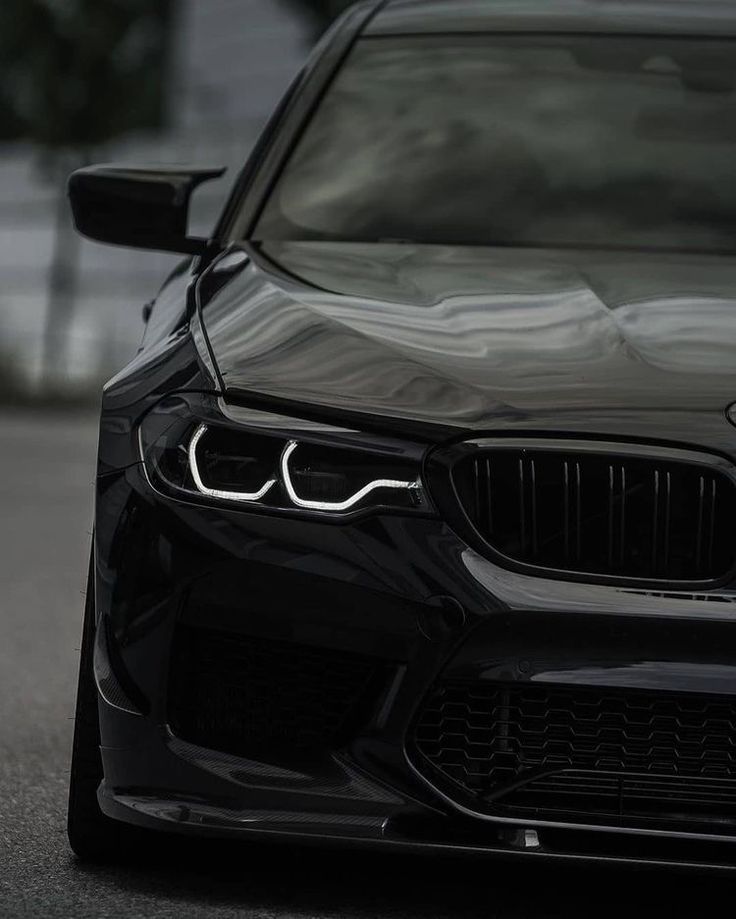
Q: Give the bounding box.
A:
[188,424,277,502]
[280,440,422,512]
[181,422,427,515]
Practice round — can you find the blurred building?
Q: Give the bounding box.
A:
[0,0,309,393]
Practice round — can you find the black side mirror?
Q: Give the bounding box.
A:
[68,164,226,254]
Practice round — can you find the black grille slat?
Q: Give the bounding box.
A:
[619,465,626,568]
[696,476,706,573]
[518,458,527,557]
[563,460,570,563]
[530,459,538,560]
[413,682,736,827]
[472,458,481,524]
[575,461,582,563]
[485,457,493,535]
[663,470,672,572]
[607,464,614,569]
[452,448,736,582]
[709,478,718,571]
[652,468,660,572]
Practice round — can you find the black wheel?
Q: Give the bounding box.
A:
[67,548,143,862]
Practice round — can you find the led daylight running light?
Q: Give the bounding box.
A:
[280,439,421,512]
[188,424,277,502]
[186,424,422,512]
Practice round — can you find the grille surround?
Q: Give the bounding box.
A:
[411,681,736,832]
[430,438,736,587]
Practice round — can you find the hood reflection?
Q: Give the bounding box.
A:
[200,242,736,444]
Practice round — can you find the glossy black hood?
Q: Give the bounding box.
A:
[199,242,736,449]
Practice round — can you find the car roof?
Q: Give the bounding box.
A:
[367,0,736,37]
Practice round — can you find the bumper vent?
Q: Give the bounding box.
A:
[413,682,736,827]
[451,445,736,582]
[168,626,379,758]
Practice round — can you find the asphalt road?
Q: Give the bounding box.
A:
[1,410,733,917]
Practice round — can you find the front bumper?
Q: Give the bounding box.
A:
[93,459,736,869]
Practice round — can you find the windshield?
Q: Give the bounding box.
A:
[253,34,736,254]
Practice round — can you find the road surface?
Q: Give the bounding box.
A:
[0,411,727,916]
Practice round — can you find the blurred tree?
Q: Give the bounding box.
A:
[0,0,174,387]
[281,0,356,42]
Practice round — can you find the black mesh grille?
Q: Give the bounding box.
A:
[168,626,379,757]
[413,682,736,826]
[452,448,736,582]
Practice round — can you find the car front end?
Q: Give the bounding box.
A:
[70,0,736,871]
[90,253,736,870]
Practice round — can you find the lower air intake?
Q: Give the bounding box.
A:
[412,682,736,829]
[168,625,379,757]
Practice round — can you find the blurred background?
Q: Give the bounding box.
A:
[0,0,354,406]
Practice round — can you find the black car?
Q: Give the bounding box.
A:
[68,0,736,870]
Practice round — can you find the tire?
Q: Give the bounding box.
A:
[67,548,142,862]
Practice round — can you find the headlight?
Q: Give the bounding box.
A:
[138,396,432,518]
